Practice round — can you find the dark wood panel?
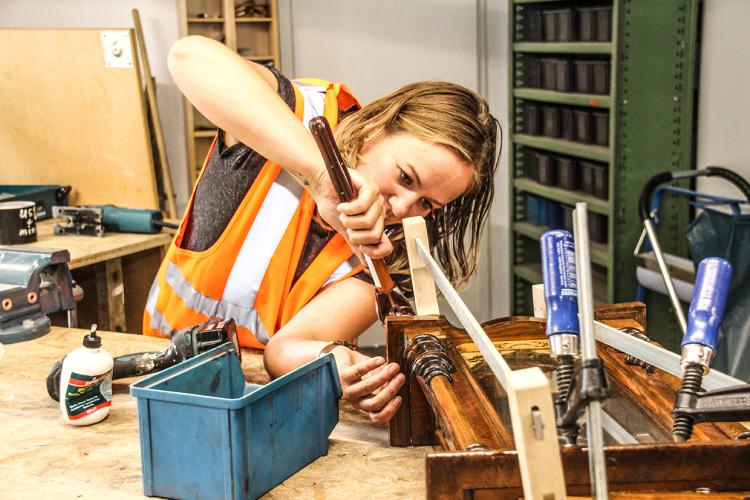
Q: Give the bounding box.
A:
[427,442,750,499]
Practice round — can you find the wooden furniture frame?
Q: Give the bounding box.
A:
[178,0,281,187]
[386,303,750,498]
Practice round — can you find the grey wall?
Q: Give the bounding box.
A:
[696,0,750,198]
[278,0,511,345]
[0,0,189,212]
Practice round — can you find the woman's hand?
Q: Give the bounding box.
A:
[309,167,393,261]
[335,350,405,425]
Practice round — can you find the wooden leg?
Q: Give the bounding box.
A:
[96,258,127,332]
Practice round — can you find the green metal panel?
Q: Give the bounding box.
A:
[613,0,698,347]
[508,0,699,331]
[513,42,613,54]
[514,177,610,214]
[513,134,611,162]
[514,88,612,109]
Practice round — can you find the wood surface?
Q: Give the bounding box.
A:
[505,367,567,500]
[386,317,453,446]
[0,29,158,209]
[402,216,439,315]
[417,372,505,452]
[531,283,546,318]
[0,219,172,270]
[0,327,429,498]
[179,0,282,186]
[426,442,750,499]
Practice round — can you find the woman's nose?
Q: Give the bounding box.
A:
[390,193,427,219]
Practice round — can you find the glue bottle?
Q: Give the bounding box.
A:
[59,324,114,426]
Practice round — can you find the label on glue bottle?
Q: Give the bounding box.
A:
[62,370,113,421]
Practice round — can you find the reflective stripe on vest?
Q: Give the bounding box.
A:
[143,79,363,347]
[295,80,326,129]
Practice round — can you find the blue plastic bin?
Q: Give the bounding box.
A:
[130,343,342,499]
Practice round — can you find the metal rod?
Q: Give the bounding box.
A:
[593,320,743,391]
[601,410,639,445]
[415,237,512,389]
[573,203,608,500]
[574,205,597,361]
[643,219,687,332]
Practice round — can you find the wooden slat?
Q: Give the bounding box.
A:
[402,217,439,315]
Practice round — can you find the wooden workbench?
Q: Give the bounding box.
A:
[1,219,172,334]
[0,327,428,498]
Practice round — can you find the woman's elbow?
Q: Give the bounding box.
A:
[167,36,211,82]
[263,335,285,379]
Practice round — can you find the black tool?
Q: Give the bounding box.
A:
[309,115,415,322]
[52,205,178,237]
[558,358,610,430]
[46,318,240,401]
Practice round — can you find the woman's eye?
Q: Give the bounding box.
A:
[399,168,413,186]
[420,198,434,211]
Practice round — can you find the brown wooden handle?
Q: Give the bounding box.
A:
[309,116,356,202]
[371,259,395,290]
[310,116,393,288]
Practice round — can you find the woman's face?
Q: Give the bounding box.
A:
[356,132,474,225]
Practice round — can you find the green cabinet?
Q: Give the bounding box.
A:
[508,0,699,348]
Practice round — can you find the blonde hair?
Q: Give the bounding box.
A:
[335,81,501,291]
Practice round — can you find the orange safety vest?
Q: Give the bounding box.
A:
[143,79,363,349]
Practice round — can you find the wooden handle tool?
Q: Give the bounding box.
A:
[309,116,414,322]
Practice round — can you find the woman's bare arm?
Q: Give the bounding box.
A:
[167,35,390,257]
[263,278,404,424]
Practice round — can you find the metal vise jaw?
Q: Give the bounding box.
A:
[0,248,77,344]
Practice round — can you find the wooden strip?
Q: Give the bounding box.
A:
[132,9,178,218]
[532,283,546,318]
[96,258,126,332]
[402,216,439,315]
[506,367,567,499]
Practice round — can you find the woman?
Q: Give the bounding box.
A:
[143,36,500,424]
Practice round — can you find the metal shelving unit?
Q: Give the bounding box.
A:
[508,0,699,349]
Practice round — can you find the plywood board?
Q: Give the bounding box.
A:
[0,29,158,209]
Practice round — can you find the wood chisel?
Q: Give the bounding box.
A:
[309,115,414,322]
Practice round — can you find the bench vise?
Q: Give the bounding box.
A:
[0,248,78,344]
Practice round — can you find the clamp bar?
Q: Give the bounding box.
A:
[415,237,512,389]
[592,321,744,391]
[573,203,608,500]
